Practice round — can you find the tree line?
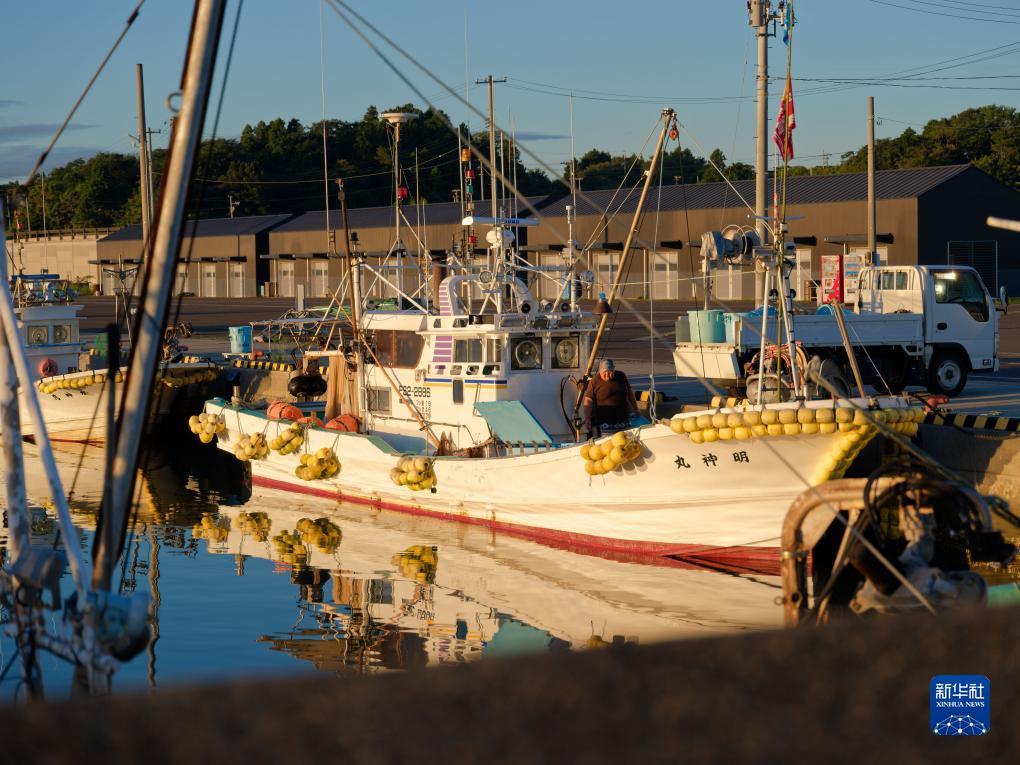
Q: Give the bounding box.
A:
[6,103,1019,232]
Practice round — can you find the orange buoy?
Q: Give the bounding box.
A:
[38,358,58,378]
[298,414,322,427]
[266,401,302,420]
[325,414,360,433]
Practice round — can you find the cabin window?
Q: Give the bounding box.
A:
[373,330,424,368]
[881,271,896,290]
[454,338,484,363]
[367,387,391,414]
[933,270,989,322]
[53,324,72,344]
[452,379,464,404]
[510,337,542,370]
[27,326,48,345]
[552,334,580,369]
[487,338,504,364]
[895,271,908,290]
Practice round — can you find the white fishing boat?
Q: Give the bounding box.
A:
[197,101,923,572]
[3,274,219,445]
[29,361,219,446]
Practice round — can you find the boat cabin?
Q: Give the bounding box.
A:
[325,274,596,452]
[13,275,87,379]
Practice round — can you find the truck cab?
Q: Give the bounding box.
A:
[856,265,999,395]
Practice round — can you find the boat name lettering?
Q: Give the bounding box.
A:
[676,452,751,469]
[399,385,431,399]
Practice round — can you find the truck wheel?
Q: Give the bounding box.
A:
[927,351,968,397]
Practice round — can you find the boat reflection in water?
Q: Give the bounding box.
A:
[6,429,782,690]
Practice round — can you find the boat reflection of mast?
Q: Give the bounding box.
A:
[146,523,161,687]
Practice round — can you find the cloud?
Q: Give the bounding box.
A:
[511,131,569,141]
[0,100,23,109]
[0,123,96,141]
[0,145,100,181]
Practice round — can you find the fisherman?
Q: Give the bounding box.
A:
[582,358,638,437]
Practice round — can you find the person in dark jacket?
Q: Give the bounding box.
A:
[582,358,638,437]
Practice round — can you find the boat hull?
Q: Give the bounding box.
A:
[204,399,914,572]
[13,363,220,445]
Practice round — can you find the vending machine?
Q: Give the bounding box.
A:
[820,254,843,304]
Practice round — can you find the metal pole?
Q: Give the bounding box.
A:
[136,63,151,247]
[392,119,404,303]
[40,172,47,237]
[145,128,156,231]
[752,0,770,307]
[0,209,90,599]
[755,266,771,402]
[832,301,867,399]
[0,274,29,561]
[487,75,498,224]
[339,179,361,337]
[577,109,673,392]
[867,95,877,265]
[99,0,226,591]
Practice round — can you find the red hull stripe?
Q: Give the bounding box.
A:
[251,475,782,576]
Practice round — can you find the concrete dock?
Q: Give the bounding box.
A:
[1,603,1014,762]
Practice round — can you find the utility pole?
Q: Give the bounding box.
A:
[145,127,159,219]
[227,194,238,218]
[41,172,47,237]
[476,75,506,224]
[136,63,152,247]
[867,95,877,265]
[749,0,775,307]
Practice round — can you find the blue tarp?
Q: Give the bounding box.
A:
[474,400,553,444]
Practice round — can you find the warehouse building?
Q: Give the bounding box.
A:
[18,164,1015,303]
[527,164,1020,302]
[265,199,542,300]
[5,228,117,290]
[94,214,292,297]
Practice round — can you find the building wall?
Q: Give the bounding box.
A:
[532,196,921,303]
[6,233,106,289]
[98,233,265,297]
[268,219,466,301]
[917,170,1020,293]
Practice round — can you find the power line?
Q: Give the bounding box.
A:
[868,0,1020,23]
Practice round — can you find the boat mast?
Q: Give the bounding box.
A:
[136,63,152,248]
[98,0,227,590]
[478,75,506,309]
[573,108,675,426]
[750,0,776,308]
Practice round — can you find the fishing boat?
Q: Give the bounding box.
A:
[199,103,927,572]
[4,273,220,445]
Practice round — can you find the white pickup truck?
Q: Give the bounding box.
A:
[673,265,1003,397]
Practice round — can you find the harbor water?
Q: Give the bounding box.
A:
[0,425,784,697]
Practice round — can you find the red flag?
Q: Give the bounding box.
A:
[773,76,796,161]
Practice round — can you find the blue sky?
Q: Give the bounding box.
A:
[3,0,1020,185]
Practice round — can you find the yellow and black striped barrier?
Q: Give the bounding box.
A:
[924,411,1020,433]
[231,359,296,372]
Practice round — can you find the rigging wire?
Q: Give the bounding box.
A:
[318,2,990,610]
[16,0,147,193]
[868,0,1020,22]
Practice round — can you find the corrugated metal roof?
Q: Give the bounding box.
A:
[544,164,972,217]
[272,197,548,233]
[99,214,293,242]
